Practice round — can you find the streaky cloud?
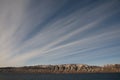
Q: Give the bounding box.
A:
[0,0,120,66]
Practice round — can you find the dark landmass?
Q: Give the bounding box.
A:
[0,64,120,74]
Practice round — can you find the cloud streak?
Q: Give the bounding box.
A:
[0,0,120,67]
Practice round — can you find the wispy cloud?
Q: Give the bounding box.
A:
[0,0,120,66]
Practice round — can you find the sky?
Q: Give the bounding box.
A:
[0,0,120,67]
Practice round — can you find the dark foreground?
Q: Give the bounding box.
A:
[0,73,120,80]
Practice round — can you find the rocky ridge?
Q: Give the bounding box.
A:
[0,64,120,73]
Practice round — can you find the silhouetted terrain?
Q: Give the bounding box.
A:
[0,64,120,73]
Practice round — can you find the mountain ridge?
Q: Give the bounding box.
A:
[0,64,120,73]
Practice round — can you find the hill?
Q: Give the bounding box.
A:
[0,64,120,73]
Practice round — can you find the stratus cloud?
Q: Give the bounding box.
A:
[0,0,120,66]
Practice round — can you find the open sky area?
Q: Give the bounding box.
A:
[0,0,120,67]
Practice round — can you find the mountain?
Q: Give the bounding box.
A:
[0,64,120,73]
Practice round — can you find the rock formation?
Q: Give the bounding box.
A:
[0,64,120,73]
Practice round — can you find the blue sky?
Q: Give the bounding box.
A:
[0,0,120,67]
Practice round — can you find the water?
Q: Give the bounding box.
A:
[0,73,120,80]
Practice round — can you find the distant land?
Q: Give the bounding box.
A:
[0,64,120,74]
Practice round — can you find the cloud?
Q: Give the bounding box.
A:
[0,0,120,66]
